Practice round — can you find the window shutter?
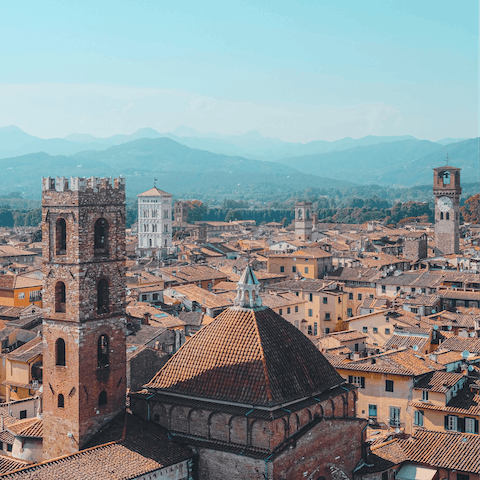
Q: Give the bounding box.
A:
[349,376,353,384]
[475,419,479,434]
[444,416,449,429]
[361,377,365,389]
[458,417,464,432]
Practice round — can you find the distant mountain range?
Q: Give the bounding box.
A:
[0,125,472,161]
[0,138,352,199]
[275,138,480,186]
[0,126,477,200]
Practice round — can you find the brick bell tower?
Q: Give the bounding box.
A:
[41,176,127,460]
[433,165,461,255]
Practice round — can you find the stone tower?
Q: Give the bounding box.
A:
[137,187,173,258]
[433,165,461,255]
[294,201,313,241]
[41,176,127,460]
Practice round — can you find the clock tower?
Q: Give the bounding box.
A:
[433,165,461,255]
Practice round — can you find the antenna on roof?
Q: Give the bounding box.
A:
[446,153,449,165]
[154,177,157,187]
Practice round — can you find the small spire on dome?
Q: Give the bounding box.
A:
[234,265,263,308]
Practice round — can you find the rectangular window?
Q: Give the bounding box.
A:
[18,292,25,300]
[385,328,390,335]
[349,375,365,388]
[347,308,353,317]
[309,293,313,302]
[314,322,318,335]
[295,306,298,313]
[414,410,424,426]
[304,267,309,274]
[308,309,313,317]
[292,266,296,273]
[382,285,386,293]
[325,327,330,334]
[368,404,377,417]
[464,418,478,434]
[363,326,368,333]
[280,266,285,273]
[373,327,378,333]
[349,293,353,300]
[152,293,159,301]
[19,410,27,419]
[422,390,429,401]
[338,297,341,303]
[287,307,291,314]
[421,288,426,294]
[396,286,401,292]
[457,475,469,480]
[358,293,362,301]
[386,380,394,392]
[389,406,400,427]
[411,287,416,293]
[445,415,458,431]
[279,309,283,315]
[325,313,331,321]
[308,325,312,335]
[323,297,328,304]
[141,294,148,301]
[6,444,12,452]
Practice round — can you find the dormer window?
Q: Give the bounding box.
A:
[421,390,429,401]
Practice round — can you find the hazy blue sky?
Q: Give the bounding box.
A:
[0,0,478,142]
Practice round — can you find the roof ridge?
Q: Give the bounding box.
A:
[252,310,274,404]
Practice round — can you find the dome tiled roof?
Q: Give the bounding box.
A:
[145,306,345,407]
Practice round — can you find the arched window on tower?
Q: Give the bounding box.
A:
[98,335,109,368]
[99,391,108,406]
[55,282,66,313]
[56,218,67,255]
[440,212,444,220]
[442,171,451,185]
[58,394,64,408]
[94,218,109,254]
[446,212,450,220]
[97,279,110,314]
[56,338,66,366]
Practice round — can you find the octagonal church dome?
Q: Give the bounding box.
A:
[146,266,345,407]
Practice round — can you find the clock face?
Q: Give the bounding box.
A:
[437,196,453,212]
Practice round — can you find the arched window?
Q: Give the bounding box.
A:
[56,338,66,366]
[56,218,67,255]
[58,394,64,408]
[55,282,66,313]
[446,212,450,220]
[149,239,153,247]
[440,212,444,220]
[94,218,109,252]
[98,335,109,368]
[99,391,108,406]
[97,279,109,314]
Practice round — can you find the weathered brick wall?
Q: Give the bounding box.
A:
[273,417,367,480]
[128,347,168,392]
[41,177,127,460]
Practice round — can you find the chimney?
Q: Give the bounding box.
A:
[143,312,150,325]
[429,353,437,362]
[154,341,160,350]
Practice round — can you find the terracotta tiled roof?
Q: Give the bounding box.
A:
[2,412,192,480]
[410,387,480,416]
[413,370,464,392]
[146,306,344,407]
[6,336,43,363]
[137,187,172,197]
[439,336,480,354]
[325,330,368,342]
[0,455,29,475]
[8,418,43,438]
[399,429,480,473]
[334,348,444,376]
[384,335,429,352]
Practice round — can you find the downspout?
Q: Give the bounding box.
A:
[146,393,155,421]
[264,453,274,480]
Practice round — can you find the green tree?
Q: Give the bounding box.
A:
[0,209,14,227]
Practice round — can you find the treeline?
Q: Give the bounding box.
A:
[0,208,42,228]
